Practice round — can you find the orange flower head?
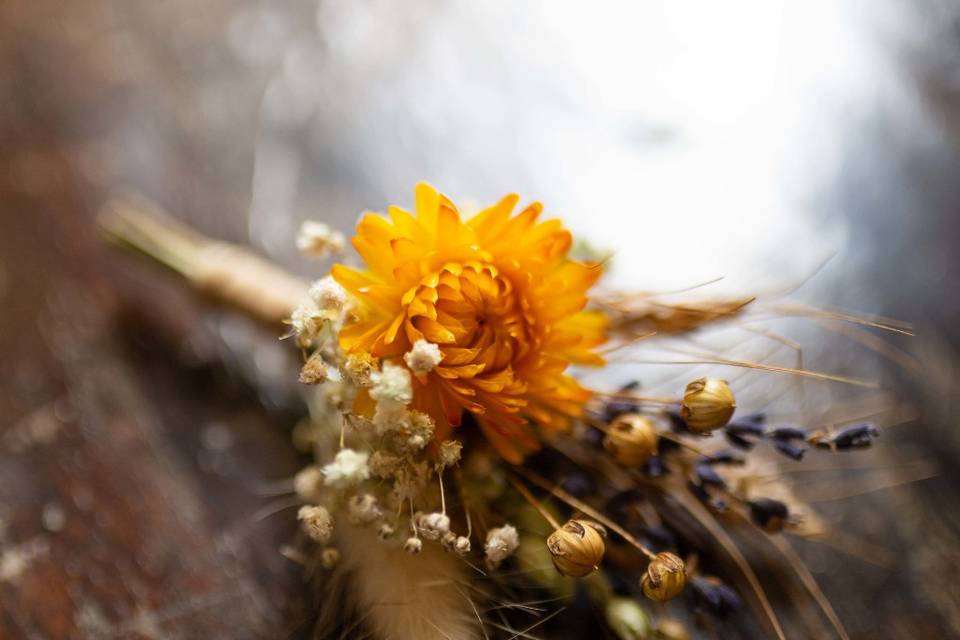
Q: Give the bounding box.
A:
[332,183,606,462]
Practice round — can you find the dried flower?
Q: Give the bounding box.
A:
[404,339,444,375]
[680,378,736,433]
[297,220,345,258]
[605,597,652,640]
[454,536,471,555]
[293,465,323,503]
[332,183,606,463]
[322,449,370,489]
[343,351,378,387]
[320,547,341,569]
[484,524,519,568]
[603,414,659,466]
[290,300,324,344]
[546,519,606,577]
[641,552,686,602]
[308,276,347,312]
[404,537,423,554]
[347,493,382,526]
[369,362,413,407]
[297,505,333,544]
[416,512,451,541]
[378,523,395,540]
[436,440,463,470]
[298,352,329,385]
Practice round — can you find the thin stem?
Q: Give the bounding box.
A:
[512,468,656,561]
[438,471,447,515]
[507,476,561,530]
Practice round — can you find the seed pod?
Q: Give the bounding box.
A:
[604,414,659,466]
[641,552,686,602]
[546,519,606,577]
[680,378,736,433]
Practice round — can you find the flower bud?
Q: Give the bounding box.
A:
[297,505,333,544]
[641,552,686,602]
[320,547,341,569]
[680,378,736,433]
[546,519,606,577]
[404,537,423,554]
[603,414,659,466]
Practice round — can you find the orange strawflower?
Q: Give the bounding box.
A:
[332,183,606,462]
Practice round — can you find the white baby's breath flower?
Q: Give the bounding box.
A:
[321,449,370,489]
[370,362,412,409]
[296,220,345,258]
[297,505,333,543]
[404,537,422,554]
[347,493,383,526]
[308,276,347,312]
[416,512,451,541]
[290,300,324,342]
[437,440,462,470]
[485,524,519,568]
[293,465,323,502]
[343,351,377,387]
[404,339,444,375]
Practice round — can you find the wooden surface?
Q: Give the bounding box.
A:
[3,1,960,638]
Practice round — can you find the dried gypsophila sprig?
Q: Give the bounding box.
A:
[100,187,914,640]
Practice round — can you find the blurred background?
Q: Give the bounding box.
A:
[2,0,960,637]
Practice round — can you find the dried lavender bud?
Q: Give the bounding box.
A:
[691,576,742,617]
[602,381,641,422]
[724,417,765,449]
[748,498,789,532]
[769,425,807,441]
[644,455,667,477]
[694,461,726,487]
[724,430,756,450]
[772,439,806,461]
[705,449,745,466]
[726,419,765,434]
[639,525,677,550]
[561,472,595,498]
[832,423,880,450]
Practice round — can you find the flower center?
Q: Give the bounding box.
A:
[405,262,534,373]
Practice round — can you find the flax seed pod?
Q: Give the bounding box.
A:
[546,519,606,577]
[641,552,686,602]
[603,414,659,466]
[680,378,736,433]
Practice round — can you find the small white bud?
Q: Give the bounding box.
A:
[404,537,423,555]
[404,339,444,375]
[417,512,450,541]
[485,524,519,568]
[347,493,382,526]
[297,505,333,544]
[308,276,347,311]
[293,466,323,502]
[296,221,345,258]
[321,449,370,489]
